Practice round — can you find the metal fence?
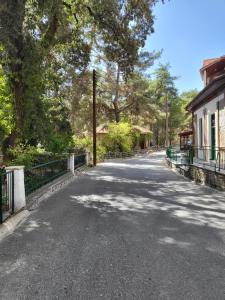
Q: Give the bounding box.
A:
[166,148,179,162]
[0,170,14,224]
[187,146,225,172]
[103,152,133,160]
[166,146,225,172]
[103,149,155,160]
[25,158,68,195]
[74,153,86,170]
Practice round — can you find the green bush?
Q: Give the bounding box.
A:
[8,145,67,168]
[44,133,74,154]
[102,122,133,153]
[72,136,92,153]
[96,143,106,162]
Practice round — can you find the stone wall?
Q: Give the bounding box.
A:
[165,158,225,191]
[188,165,225,191]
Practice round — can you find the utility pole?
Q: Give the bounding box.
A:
[93,69,97,166]
[165,92,169,148]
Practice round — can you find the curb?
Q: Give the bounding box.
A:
[27,166,90,210]
[0,209,30,242]
[0,166,90,242]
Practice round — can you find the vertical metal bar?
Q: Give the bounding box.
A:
[12,171,14,214]
[93,69,97,166]
[0,174,2,224]
[7,172,9,212]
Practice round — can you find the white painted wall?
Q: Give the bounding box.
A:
[5,166,26,211]
[194,92,225,160]
[67,154,75,175]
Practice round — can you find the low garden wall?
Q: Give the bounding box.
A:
[165,157,225,191]
[0,152,88,225]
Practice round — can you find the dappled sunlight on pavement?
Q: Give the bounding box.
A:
[70,152,225,230]
[1,151,225,299]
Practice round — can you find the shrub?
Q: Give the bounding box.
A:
[7,145,67,168]
[102,122,133,153]
[44,133,74,154]
[72,136,92,153]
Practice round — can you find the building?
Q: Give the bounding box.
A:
[178,129,193,150]
[186,55,225,171]
[95,124,152,150]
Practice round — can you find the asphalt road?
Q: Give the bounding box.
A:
[1,152,225,300]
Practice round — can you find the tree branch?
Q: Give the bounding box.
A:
[62,1,79,24]
[119,102,135,112]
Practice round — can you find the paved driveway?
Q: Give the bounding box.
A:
[1,152,225,299]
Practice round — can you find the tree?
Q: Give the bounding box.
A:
[147,64,178,146]
[102,122,133,152]
[0,64,13,150]
[96,50,160,123]
[0,0,164,158]
[179,90,199,129]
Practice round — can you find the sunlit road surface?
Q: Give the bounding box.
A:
[1,151,225,299]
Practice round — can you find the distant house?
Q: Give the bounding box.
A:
[96,124,109,142]
[186,55,225,170]
[178,129,193,150]
[95,124,152,150]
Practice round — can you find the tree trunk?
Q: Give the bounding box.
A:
[0,0,26,158]
[2,131,17,161]
[165,93,169,147]
[113,65,120,123]
[113,101,120,123]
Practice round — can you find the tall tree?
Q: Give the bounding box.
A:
[149,64,178,146]
[0,0,164,157]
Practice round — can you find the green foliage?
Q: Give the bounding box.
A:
[96,144,107,162]
[179,90,199,128]
[44,132,74,154]
[0,0,161,155]
[1,0,195,159]
[8,145,46,168]
[72,136,92,152]
[0,66,13,145]
[8,144,67,168]
[102,122,133,152]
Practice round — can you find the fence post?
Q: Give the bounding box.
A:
[86,151,90,166]
[67,154,75,175]
[5,166,25,212]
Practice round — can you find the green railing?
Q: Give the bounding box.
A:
[187,146,225,172]
[166,146,225,172]
[166,147,178,162]
[0,169,14,224]
[74,153,86,170]
[25,158,68,195]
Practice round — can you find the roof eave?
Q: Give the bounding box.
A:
[186,74,225,112]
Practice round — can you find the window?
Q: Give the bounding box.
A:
[199,118,203,148]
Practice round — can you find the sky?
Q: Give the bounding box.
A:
[146,0,225,93]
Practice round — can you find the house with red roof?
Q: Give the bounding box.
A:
[186,55,225,172]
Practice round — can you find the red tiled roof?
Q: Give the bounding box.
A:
[178,129,193,137]
[200,55,225,73]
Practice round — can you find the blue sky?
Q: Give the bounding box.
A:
[146,0,225,93]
